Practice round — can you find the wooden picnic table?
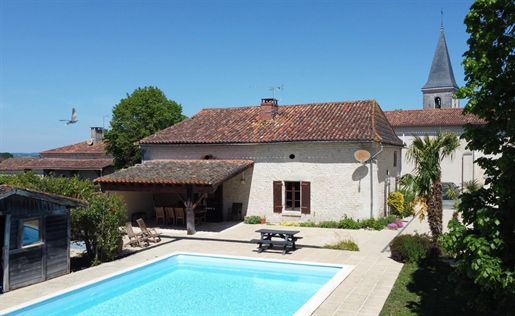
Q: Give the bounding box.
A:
[251,228,302,255]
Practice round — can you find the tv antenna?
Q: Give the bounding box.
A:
[251,85,284,98]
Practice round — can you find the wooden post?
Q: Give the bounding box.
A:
[185,186,196,235]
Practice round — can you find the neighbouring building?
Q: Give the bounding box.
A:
[95,98,403,228]
[384,25,486,188]
[0,127,114,180]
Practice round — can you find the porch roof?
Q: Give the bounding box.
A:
[94,159,254,193]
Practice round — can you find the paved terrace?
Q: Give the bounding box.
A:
[0,207,454,316]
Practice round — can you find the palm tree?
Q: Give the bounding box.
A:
[406,130,460,240]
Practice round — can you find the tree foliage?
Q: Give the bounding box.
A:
[104,86,187,169]
[0,152,13,159]
[0,172,126,264]
[406,131,460,240]
[439,0,515,312]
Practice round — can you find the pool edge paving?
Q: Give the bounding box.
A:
[0,208,454,316]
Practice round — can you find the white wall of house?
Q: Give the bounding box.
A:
[109,191,154,222]
[394,126,486,188]
[142,141,401,222]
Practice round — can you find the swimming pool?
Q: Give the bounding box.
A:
[3,253,354,316]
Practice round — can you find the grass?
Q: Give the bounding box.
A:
[379,260,488,316]
[323,234,360,251]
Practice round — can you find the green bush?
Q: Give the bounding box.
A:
[244,215,261,224]
[319,221,339,228]
[71,193,126,263]
[358,218,376,229]
[387,191,405,216]
[389,233,432,263]
[337,215,361,229]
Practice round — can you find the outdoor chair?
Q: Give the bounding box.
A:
[136,218,161,243]
[165,207,175,225]
[154,206,165,224]
[228,203,243,221]
[174,207,186,226]
[124,222,149,248]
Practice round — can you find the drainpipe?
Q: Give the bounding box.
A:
[369,145,384,219]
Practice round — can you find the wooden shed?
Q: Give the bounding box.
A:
[0,185,87,292]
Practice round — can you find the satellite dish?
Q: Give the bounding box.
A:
[354,150,371,164]
[86,139,94,146]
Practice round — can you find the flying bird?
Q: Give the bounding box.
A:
[59,108,78,125]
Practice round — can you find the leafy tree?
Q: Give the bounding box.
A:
[71,193,126,264]
[406,131,459,241]
[0,152,13,159]
[0,172,126,264]
[439,1,515,312]
[104,86,187,169]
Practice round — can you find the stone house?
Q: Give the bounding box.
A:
[95,99,403,226]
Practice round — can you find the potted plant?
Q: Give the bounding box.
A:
[260,216,266,224]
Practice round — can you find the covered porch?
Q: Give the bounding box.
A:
[94,159,254,235]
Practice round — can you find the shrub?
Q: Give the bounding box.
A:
[337,216,361,229]
[389,233,432,263]
[319,221,339,228]
[387,191,405,216]
[71,193,126,263]
[358,218,376,230]
[244,215,261,224]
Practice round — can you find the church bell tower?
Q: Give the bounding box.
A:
[421,26,460,109]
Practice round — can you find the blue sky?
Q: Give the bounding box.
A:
[0,0,474,153]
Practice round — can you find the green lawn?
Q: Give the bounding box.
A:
[379,260,487,316]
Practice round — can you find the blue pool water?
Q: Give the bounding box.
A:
[5,253,346,316]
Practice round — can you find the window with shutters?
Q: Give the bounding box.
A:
[273,181,310,214]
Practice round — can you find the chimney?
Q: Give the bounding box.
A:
[90,127,104,144]
[260,98,278,121]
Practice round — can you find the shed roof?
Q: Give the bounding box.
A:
[139,100,403,147]
[0,185,88,208]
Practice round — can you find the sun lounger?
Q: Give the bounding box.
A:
[124,222,149,247]
[136,218,161,243]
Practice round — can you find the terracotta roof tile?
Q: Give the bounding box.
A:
[94,159,254,187]
[140,100,403,146]
[0,158,113,171]
[384,108,485,127]
[40,141,110,157]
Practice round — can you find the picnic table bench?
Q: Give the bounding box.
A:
[251,229,302,255]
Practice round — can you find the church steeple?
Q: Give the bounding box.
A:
[422,26,460,109]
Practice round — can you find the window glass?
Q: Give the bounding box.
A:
[23,219,41,246]
[285,181,301,210]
